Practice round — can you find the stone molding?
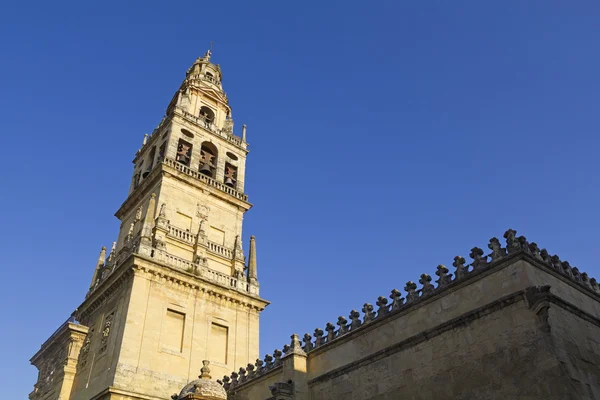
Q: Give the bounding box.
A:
[78,259,134,322]
[132,255,268,312]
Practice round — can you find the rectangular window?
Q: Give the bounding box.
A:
[209,323,228,364]
[163,309,185,352]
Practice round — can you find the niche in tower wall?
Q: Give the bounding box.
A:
[157,142,166,164]
[199,106,215,129]
[176,139,192,166]
[224,163,237,188]
[143,147,156,178]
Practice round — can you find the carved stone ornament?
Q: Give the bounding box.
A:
[314,328,325,347]
[389,289,404,310]
[376,296,389,317]
[435,264,453,287]
[99,311,114,353]
[303,333,313,352]
[273,349,283,366]
[362,303,376,323]
[503,229,520,254]
[325,322,336,342]
[349,310,362,330]
[135,206,143,222]
[524,285,552,333]
[404,281,418,304]
[487,237,506,261]
[469,247,488,269]
[337,316,349,335]
[419,273,435,295]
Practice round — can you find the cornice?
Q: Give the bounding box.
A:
[77,257,136,321]
[30,323,88,365]
[132,254,269,311]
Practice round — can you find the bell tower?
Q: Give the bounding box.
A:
[29,50,268,400]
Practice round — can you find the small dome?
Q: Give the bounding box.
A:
[177,361,227,400]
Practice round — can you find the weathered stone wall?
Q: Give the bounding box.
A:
[224,231,600,400]
[309,299,566,399]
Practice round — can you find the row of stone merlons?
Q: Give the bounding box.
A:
[219,228,597,391]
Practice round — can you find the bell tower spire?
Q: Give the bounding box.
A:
[29,53,269,400]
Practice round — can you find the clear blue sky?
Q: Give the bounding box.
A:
[1,1,599,396]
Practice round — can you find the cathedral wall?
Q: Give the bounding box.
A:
[228,257,600,400]
[307,259,538,379]
[308,300,568,399]
[112,261,260,400]
[547,301,600,398]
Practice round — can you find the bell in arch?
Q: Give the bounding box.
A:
[199,162,212,176]
[142,165,152,178]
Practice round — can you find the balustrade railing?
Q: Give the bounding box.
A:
[148,247,249,292]
[207,241,233,259]
[163,158,248,201]
[168,225,195,244]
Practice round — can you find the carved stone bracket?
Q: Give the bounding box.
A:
[523,285,552,333]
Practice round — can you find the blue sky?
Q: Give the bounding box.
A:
[1,1,599,396]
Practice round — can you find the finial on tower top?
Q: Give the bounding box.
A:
[203,41,214,61]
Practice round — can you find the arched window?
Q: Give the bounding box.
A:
[199,106,215,129]
[199,142,218,177]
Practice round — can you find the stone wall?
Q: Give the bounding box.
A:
[224,229,600,400]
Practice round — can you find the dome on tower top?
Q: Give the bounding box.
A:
[185,49,222,85]
[175,361,227,400]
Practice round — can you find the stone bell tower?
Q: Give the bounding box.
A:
[29,50,269,400]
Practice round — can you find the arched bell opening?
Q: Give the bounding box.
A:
[199,106,215,129]
[199,142,218,178]
[224,162,238,189]
[176,139,192,166]
[143,147,156,178]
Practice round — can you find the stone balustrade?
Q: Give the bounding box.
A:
[187,73,222,86]
[219,228,600,392]
[207,241,234,259]
[93,241,256,295]
[163,158,248,201]
[167,225,195,244]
